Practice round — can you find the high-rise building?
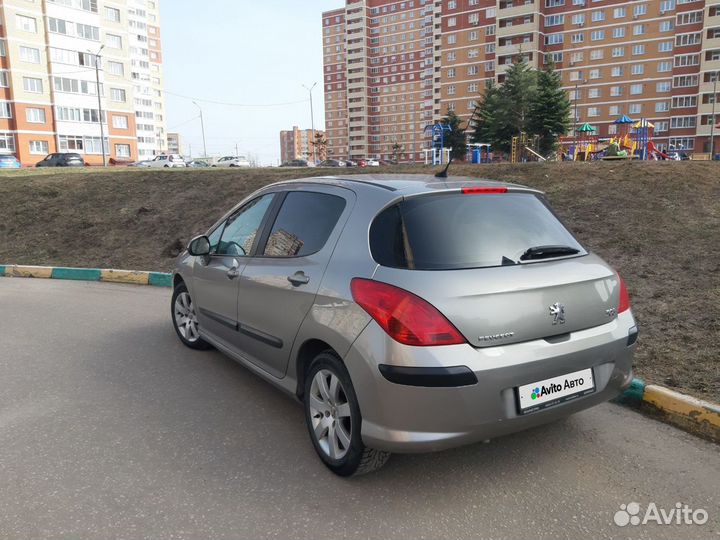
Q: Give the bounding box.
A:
[323,0,720,159]
[279,126,327,163]
[0,0,167,165]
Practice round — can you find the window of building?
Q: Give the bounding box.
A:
[106,34,123,49]
[657,60,672,72]
[587,106,599,117]
[589,68,601,79]
[590,49,603,60]
[546,33,564,44]
[23,77,43,93]
[655,101,670,112]
[668,137,693,150]
[115,144,130,158]
[29,140,48,155]
[632,44,645,55]
[654,121,668,133]
[591,10,605,21]
[659,41,673,52]
[26,108,45,123]
[629,103,642,114]
[571,32,584,43]
[572,13,585,24]
[657,81,671,92]
[16,15,37,33]
[105,7,120,22]
[107,61,124,76]
[447,85,456,95]
[612,47,624,57]
[672,95,697,108]
[0,132,15,152]
[633,24,645,35]
[660,20,674,32]
[631,64,644,75]
[591,30,605,40]
[675,54,699,66]
[110,88,126,102]
[447,68,455,78]
[546,14,564,26]
[633,3,647,16]
[588,87,600,98]
[670,116,696,128]
[676,10,702,24]
[0,71,7,88]
[613,27,625,38]
[613,7,626,17]
[610,86,623,96]
[19,46,40,63]
[112,115,128,129]
[673,75,698,87]
[630,83,643,94]
[612,66,624,77]
[675,33,701,46]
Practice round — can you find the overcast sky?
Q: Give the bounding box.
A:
[162,0,341,165]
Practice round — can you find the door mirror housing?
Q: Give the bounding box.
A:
[187,235,211,256]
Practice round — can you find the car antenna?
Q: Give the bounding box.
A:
[434,101,481,179]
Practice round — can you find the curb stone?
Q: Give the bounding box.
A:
[1,263,718,443]
[0,264,172,287]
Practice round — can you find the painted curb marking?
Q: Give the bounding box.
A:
[642,384,720,443]
[0,264,171,287]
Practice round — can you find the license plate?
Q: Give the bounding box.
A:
[517,368,595,414]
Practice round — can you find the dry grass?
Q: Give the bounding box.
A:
[1,161,718,401]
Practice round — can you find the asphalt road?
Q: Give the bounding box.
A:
[1,278,718,540]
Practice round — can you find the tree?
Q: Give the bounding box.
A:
[496,56,537,151]
[391,141,404,162]
[470,80,501,148]
[441,108,467,160]
[528,60,571,155]
[310,132,328,162]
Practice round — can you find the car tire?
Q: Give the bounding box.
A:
[171,282,211,350]
[303,351,390,476]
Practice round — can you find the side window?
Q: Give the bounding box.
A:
[263,191,346,257]
[216,194,275,256]
[207,224,224,254]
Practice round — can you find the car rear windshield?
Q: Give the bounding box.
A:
[369,192,584,270]
[65,154,82,159]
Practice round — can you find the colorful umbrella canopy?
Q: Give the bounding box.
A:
[576,122,597,133]
[614,115,634,124]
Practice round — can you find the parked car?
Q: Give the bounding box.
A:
[317,159,346,167]
[356,159,368,168]
[212,156,251,168]
[344,160,357,167]
[186,160,210,168]
[171,174,637,476]
[365,158,380,167]
[280,159,310,167]
[35,153,85,167]
[0,154,21,168]
[378,159,398,166]
[141,154,186,168]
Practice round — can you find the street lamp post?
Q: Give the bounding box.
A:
[710,74,718,159]
[303,83,317,163]
[92,45,106,167]
[573,81,579,154]
[192,101,208,159]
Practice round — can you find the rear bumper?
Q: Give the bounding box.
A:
[345,311,637,453]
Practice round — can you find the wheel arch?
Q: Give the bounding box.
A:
[295,339,339,399]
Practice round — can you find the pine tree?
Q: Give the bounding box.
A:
[497,56,537,148]
[528,60,571,155]
[441,108,467,161]
[470,80,500,149]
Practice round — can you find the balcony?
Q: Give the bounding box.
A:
[498,1,537,18]
[496,41,533,56]
[701,59,720,71]
[703,38,720,50]
[497,22,537,38]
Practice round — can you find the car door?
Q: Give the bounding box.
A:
[234,186,354,378]
[191,193,277,351]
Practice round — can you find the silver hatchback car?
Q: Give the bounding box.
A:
[172,175,638,476]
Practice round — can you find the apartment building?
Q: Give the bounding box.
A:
[279,125,327,163]
[324,0,720,159]
[167,131,180,154]
[0,0,166,166]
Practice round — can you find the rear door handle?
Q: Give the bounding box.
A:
[287,271,310,286]
[227,267,240,279]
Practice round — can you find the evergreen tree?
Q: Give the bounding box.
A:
[470,80,501,148]
[496,56,537,148]
[441,108,467,160]
[528,60,571,155]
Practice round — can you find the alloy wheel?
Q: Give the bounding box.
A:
[174,292,200,342]
[309,369,352,460]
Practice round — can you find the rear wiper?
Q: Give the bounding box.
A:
[520,245,580,261]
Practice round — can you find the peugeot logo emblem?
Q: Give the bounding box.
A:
[549,302,566,325]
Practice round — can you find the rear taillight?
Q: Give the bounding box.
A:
[350,278,466,346]
[618,275,630,313]
[461,186,508,194]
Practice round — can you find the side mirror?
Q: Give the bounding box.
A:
[187,235,211,256]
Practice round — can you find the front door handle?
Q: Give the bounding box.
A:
[287,271,310,286]
[227,267,240,279]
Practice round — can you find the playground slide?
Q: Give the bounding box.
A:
[647,141,671,160]
[523,146,547,161]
